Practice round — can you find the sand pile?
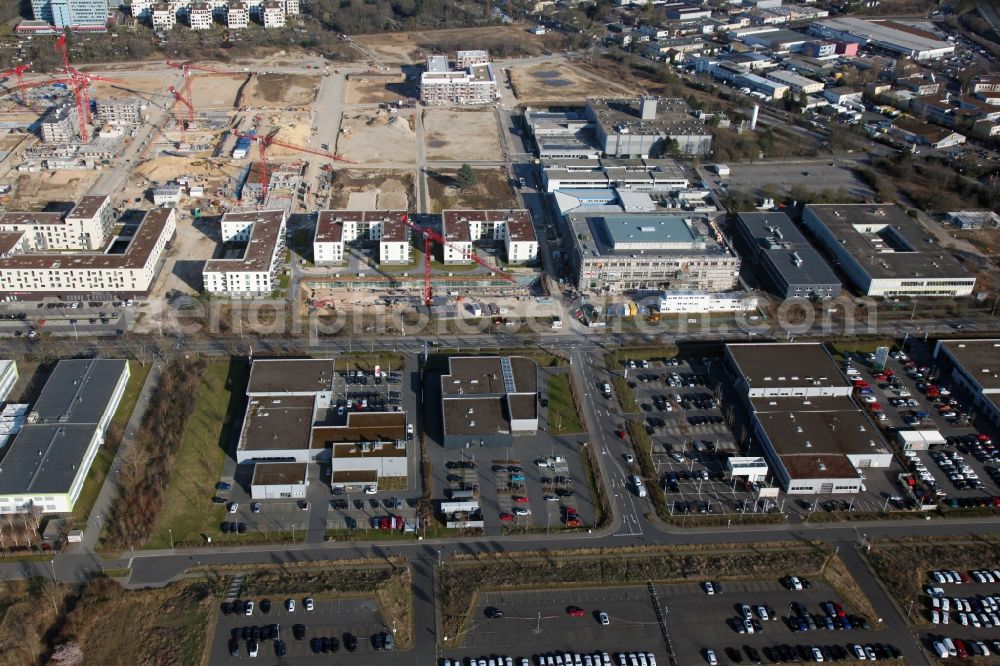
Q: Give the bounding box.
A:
[136,156,238,182]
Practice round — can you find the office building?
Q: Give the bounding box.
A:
[585,97,712,157]
[150,2,175,28]
[802,204,975,297]
[735,211,841,300]
[0,359,129,514]
[31,0,108,28]
[541,158,689,193]
[0,207,175,300]
[764,69,825,94]
[203,209,286,296]
[440,356,538,448]
[441,209,538,265]
[563,212,739,292]
[238,359,410,493]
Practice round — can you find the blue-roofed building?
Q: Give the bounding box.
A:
[564,212,740,292]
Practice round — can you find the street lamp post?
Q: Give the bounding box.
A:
[169,528,174,550]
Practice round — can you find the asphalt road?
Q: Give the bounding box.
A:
[8,332,1000,665]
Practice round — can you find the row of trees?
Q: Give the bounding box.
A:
[102,359,207,550]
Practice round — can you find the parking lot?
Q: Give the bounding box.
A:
[841,344,1000,510]
[919,568,1000,659]
[443,586,666,663]
[210,596,391,662]
[661,577,896,664]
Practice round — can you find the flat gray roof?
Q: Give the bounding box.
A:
[937,339,1000,392]
[251,462,308,486]
[442,356,538,396]
[247,359,335,395]
[736,212,841,288]
[31,359,129,424]
[568,213,729,259]
[727,343,850,390]
[0,359,129,496]
[751,395,889,457]
[805,204,972,281]
[240,395,315,451]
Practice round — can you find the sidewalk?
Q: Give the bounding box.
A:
[79,361,165,551]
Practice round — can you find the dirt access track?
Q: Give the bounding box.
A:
[508,61,630,105]
[423,109,502,161]
[337,109,417,164]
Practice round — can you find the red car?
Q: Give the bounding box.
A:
[499,513,514,522]
[512,496,529,503]
[379,517,389,529]
[615,430,626,439]
[566,606,585,617]
[954,639,968,658]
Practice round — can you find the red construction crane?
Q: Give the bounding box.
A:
[52,35,128,142]
[0,64,32,106]
[165,60,238,123]
[230,129,355,201]
[168,85,195,139]
[399,213,514,306]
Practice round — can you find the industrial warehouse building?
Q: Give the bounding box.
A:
[239,359,409,495]
[726,343,892,495]
[810,17,955,60]
[440,356,538,448]
[934,339,1000,429]
[250,462,308,500]
[585,97,712,157]
[563,212,740,293]
[802,204,975,298]
[0,360,17,403]
[0,359,129,514]
[735,211,841,300]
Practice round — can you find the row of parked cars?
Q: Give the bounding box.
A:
[927,569,1000,585]
[442,651,649,666]
[707,642,900,664]
[931,636,998,658]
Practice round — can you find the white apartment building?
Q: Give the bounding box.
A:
[0,196,112,251]
[39,104,80,143]
[283,0,298,14]
[151,2,175,28]
[0,207,175,300]
[203,209,286,296]
[226,2,248,27]
[188,2,212,27]
[313,211,411,265]
[129,0,153,18]
[441,209,538,265]
[455,50,489,69]
[420,55,498,106]
[95,97,145,126]
[261,0,283,26]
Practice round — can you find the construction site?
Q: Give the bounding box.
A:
[0,38,548,331]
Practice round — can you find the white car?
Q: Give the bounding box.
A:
[286,598,296,612]
[512,507,530,516]
[304,597,314,611]
[789,576,803,591]
[228,502,239,514]
[245,600,254,615]
[248,640,259,658]
[598,611,610,626]
[703,581,715,595]
[704,650,717,665]
[364,485,377,495]
[756,605,769,621]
